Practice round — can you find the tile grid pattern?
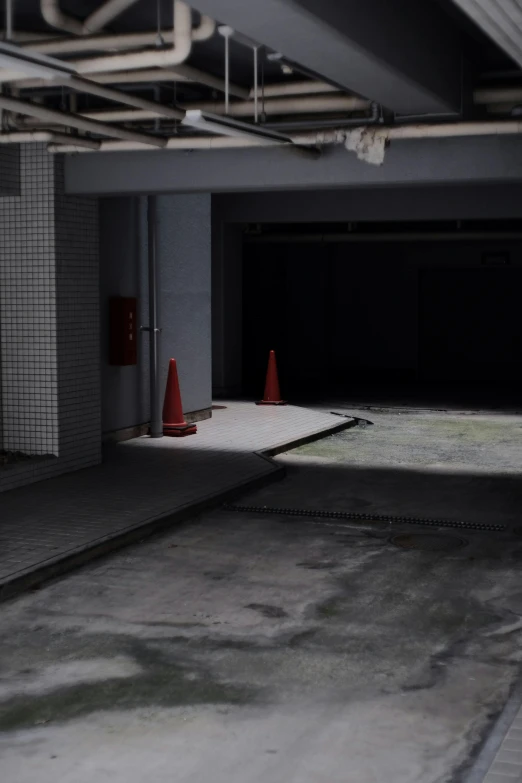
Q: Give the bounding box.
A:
[484,713,522,782]
[0,144,100,492]
[0,402,344,585]
[0,144,58,459]
[0,144,20,196]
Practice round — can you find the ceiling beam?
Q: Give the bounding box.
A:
[186,0,463,115]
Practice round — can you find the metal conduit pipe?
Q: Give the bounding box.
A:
[68,1,194,76]
[41,0,140,36]
[22,19,215,56]
[474,87,522,104]
[2,65,248,101]
[170,64,249,98]
[0,93,167,145]
[0,0,198,82]
[247,81,340,99]
[48,120,522,154]
[146,195,163,439]
[180,95,370,116]
[12,69,193,89]
[74,95,369,124]
[77,106,367,124]
[0,130,101,147]
[63,75,185,119]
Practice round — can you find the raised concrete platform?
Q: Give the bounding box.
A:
[0,403,351,600]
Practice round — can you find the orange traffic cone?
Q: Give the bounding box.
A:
[162,359,197,436]
[256,350,287,405]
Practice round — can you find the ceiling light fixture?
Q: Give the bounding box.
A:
[0,42,76,80]
[181,109,293,145]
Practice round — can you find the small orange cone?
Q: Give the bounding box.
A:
[162,359,197,436]
[256,350,287,405]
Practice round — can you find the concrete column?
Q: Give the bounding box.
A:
[156,194,212,417]
[0,144,100,490]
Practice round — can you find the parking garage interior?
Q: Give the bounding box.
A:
[240,220,522,409]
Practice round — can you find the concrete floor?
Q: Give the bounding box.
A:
[1,409,522,782]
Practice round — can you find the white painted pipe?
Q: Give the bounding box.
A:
[81,0,142,35]
[12,66,246,97]
[12,69,192,89]
[170,64,249,98]
[23,20,215,57]
[0,93,167,146]
[38,95,366,127]
[41,0,139,36]
[474,87,522,105]
[13,74,185,119]
[382,120,522,139]
[88,69,192,85]
[48,136,278,152]
[67,1,193,75]
[80,108,164,122]
[248,81,339,99]
[182,95,370,116]
[66,76,185,119]
[47,120,522,154]
[0,130,100,147]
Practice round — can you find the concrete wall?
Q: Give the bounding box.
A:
[100,193,212,435]
[100,198,149,435]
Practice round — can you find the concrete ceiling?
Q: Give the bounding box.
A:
[186,0,464,115]
[9,0,519,110]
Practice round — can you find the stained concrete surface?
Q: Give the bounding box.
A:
[251,409,522,527]
[1,409,522,782]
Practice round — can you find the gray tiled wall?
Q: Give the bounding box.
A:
[0,144,100,492]
[0,145,20,196]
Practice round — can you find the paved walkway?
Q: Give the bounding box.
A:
[0,403,349,598]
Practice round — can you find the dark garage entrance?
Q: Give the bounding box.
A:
[242,222,522,408]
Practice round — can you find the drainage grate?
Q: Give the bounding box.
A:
[223,504,507,532]
[392,533,467,552]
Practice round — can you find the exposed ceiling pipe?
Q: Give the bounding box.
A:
[65,1,195,76]
[73,96,368,124]
[181,95,370,117]
[0,92,167,146]
[248,81,339,99]
[0,64,249,102]
[59,75,185,119]
[27,15,215,55]
[11,69,193,89]
[169,64,248,98]
[41,0,140,36]
[48,119,522,154]
[0,129,100,147]
[474,86,522,104]
[382,120,522,139]
[0,0,200,82]
[87,69,192,85]
[79,108,168,122]
[49,136,289,152]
